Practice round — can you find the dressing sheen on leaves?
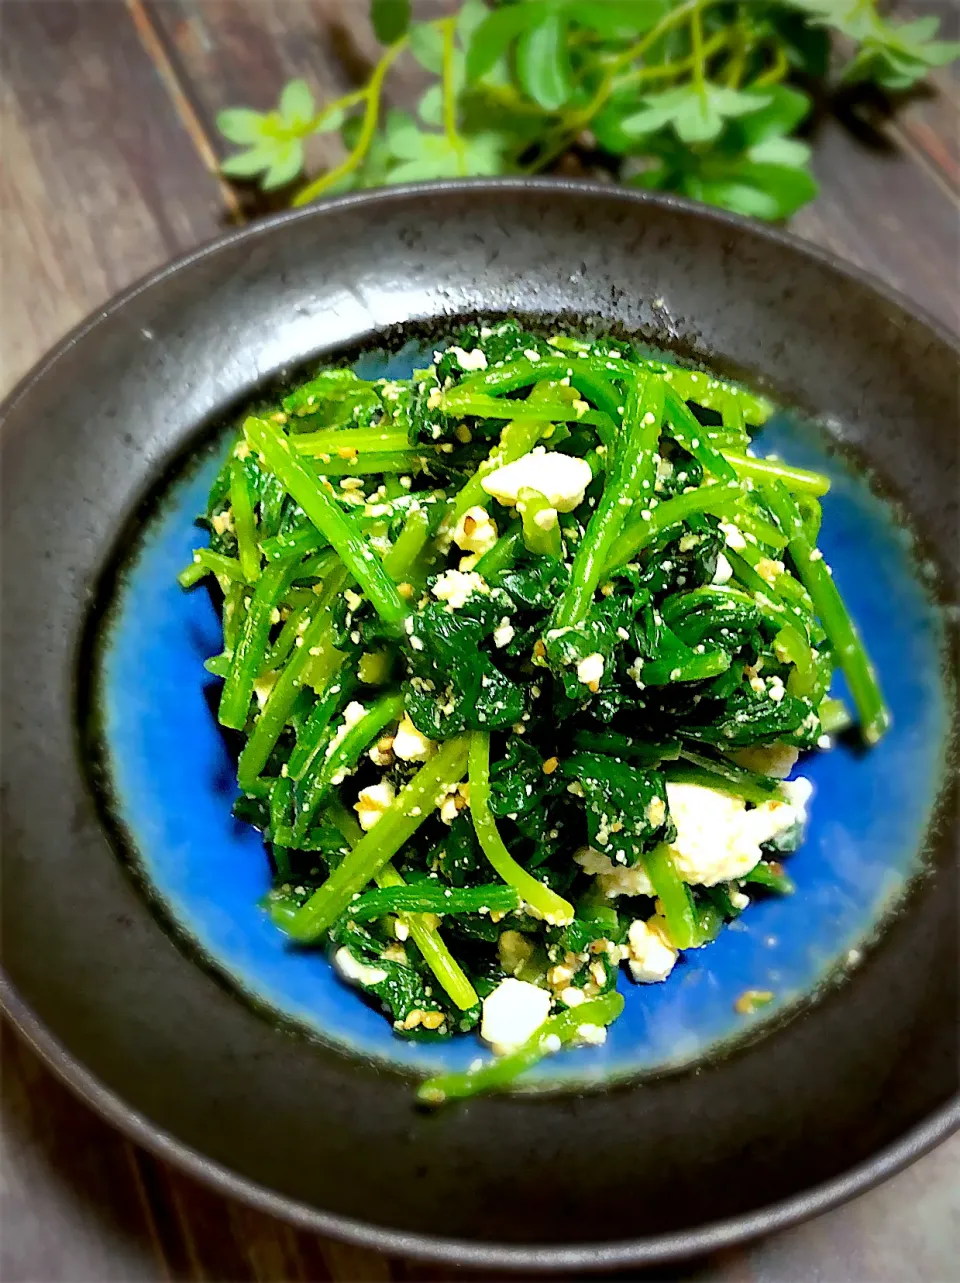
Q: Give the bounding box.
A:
[180,316,887,1099]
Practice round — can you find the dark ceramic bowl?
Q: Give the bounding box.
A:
[1,181,957,1271]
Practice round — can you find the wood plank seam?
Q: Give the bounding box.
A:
[124,0,244,220]
[887,117,960,201]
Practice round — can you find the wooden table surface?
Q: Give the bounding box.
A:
[1,2,958,1280]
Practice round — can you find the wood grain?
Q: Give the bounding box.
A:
[895,0,960,187]
[793,112,960,332]
[0,0,224,392]
[142,0,448,215]
[1,2,958,1281]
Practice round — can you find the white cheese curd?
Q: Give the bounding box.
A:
[712,551,734,585]
[626,919,678,983]
[576,1023,608,1046]
[392,714,436,763]
[558,986,586,1008]
[354,779,396,831]
[664,780,809,886]
[492,618,515,648]
[480,448,592,512]
[452,504,498,555]
[334,947,387,988]
[756,557,786,586]
[574,846,655,898]
[448,345,488,371]
[325,700,368,757]
[576,652,605,689]
[718,521,747,551]
[480,978,552,1055]
[780,776,814,827]
[431,568,489,610]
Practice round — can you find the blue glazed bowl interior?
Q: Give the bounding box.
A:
[91,338,951,1088]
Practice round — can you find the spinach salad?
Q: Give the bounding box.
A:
[179,320,887,1102]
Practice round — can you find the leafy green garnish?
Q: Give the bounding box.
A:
[214,1,955,220]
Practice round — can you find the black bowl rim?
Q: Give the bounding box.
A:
[2,179,958,1272]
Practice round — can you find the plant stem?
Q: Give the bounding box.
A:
[326,803,480,1012]
[753,42,790,87]
[724,7,749,88]
[418,991,624,1103]
[762,481,889,744]
[690,3,707,103]
[722,451,830,497]
[373,861,479,1011]
[441,17,466,175]
[468,732,574,925]
[615,32,728,89]
[284,736,471,941]
[533,0,723,171]
[294,35,408,205]
[553,372,664,628]
[292,691,404,842]
[305,89,366,134]
[244,415,408,626]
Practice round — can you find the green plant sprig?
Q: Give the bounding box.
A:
[217,0,958,220]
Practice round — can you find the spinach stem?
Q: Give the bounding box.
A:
[468,732,574,925]
[285,736,471,941]
[218,561,292,730]
[724,451,830,496]
[418,991,624,1103]
[229,456,262,582]
[236,565,347,789]
[328,804,479,1012]
[292,692,404,841]
[763,481,888,743]
[178,548,245,588]
[245,416,407,626]
[554,372,664,628]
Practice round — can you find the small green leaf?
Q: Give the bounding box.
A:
[696,162,818,221]
[279,79,314,129]
[387,137,461,182]
[456,0,492,50]
[314,105,346,135]
[564,0,667,39]
[417,84,444,127]
[747,136,811,168]
[409,21,444,73]
[220,145,277,178]
[462,131,509,176]
[622,84,770,145]
[370,0,410,45]
[736,86,811,146]
[385,109,423,159]
[516,13,573,111]
[619,90,690,139]
[217,108,267,145]
[895,16,941,44]
[260,140,305,190]
[706,85,774,120]
[465,2,548,82]
[842,35,960,90]
[784,0,871,41]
